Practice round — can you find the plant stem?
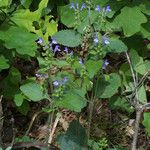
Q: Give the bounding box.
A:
[87,99,94,139]
[48,113,61,144]
[25,111,42,136]
[131,107,143,150]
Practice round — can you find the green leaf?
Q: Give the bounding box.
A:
[0,0,9,7]
[38,16,57,43]
[141,16,150,39]
[58,120,88,150]
[109,96,133,113]
[0,26,38,56]
[20,0,33,8]
[55,90,86,112]
[20,82,44,101]
[17,101,29,115]
[59,4,77,28]
[86,60,103,78]
[138,85,147,104]
[143,112,150,137]
[0,55,9,71]
[53,30,81,47]
[95,73,121,98]
[11,0,49,32]
[114,6,147,37]
[107,38,128,53]
[129,49,147,75]
[14,92,24,106]
[9,67,21,85]
[0,67,21,99]
[139,0,150,15]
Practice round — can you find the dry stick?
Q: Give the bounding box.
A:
[126,52,143,150]
[48,113,61,144]
[25,111,42,136]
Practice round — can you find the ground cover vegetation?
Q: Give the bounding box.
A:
[0,0,150,149]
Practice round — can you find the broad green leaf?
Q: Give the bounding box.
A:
[129,49,147,75]
[58,120,88,150]
[9,67,21,85]
[59,4,77,28]
[20,0,33,8]
[0,0,9,7]
[53,30,81,47]
[114,6,147,37]
[107,38,128,53]
[139,0,150,15]
[36,16,57,42]
[143,112,150,137]
[95,73,121,98]
[0,55,9,71]
[109,96,133,113]
[11,9,39,32]
[14,92,24,106]
[55,90,86,112]
[0,26,38,56]
[20,82,44,101]
[86,60,103,78]
[138,85,147,104]
[17,101,29,115]
[141,16,150,39]
[11,0,49,32]
[0,67,21,98]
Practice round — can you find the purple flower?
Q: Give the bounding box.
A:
[106,6,111,12]
[60,77,68,85]
[37,37,44,44]
[79,58,84,65]
[102,59,109,69]
[103,36,110,45]
[94,36,99,44]
[70,50,74,56]
[70,3,76,10]
[35,73,42,78]
[80,3,86,11]
[53,80,59,87]
[64,47,68,53]
[54,45,61,53]
[35,73,48,79]
[52,37,57,44]
[95,5,100,12]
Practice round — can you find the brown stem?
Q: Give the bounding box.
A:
[131,108,143,150]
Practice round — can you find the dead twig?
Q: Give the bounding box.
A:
[48,113,61,144]
[25,111,42,136]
